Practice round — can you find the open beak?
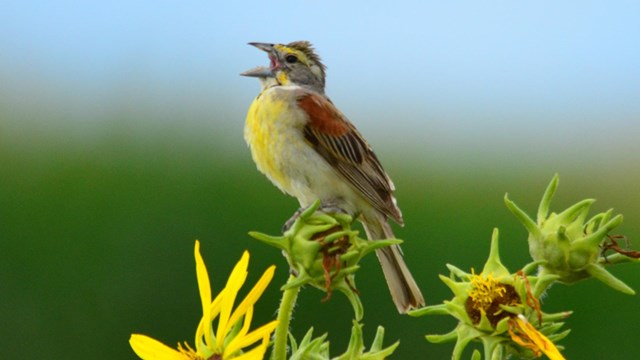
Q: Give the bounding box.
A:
[247,42,275,53]
[240,66,274,78]
[241,42,277,78]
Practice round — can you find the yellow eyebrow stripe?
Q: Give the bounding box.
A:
[273,44,310,65]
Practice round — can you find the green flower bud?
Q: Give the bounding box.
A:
[288,327,329,360]
[335,321,399,360]
[289,322,398,360]
[250,200,401,320]
[505,174,637,294]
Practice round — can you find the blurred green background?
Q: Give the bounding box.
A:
[2,1,639,359]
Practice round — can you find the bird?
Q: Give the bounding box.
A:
[241,41,425,313]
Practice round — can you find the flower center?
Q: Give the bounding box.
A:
[465,273,520,327]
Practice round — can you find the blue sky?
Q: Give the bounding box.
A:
[1,1,639,159]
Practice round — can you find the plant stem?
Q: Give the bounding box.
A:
[272,275,301,360]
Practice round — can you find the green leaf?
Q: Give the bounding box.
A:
[408,303,449,317]
[337,282,364,322]
[554,199,595,226]
[504,194,542,239]
[481,228,510,277]
[248,231,286,250]
[579,214,623,248]
[531,273,561,298]
[537,173,559,222]
[520,260,546,276]
[452,325,482,360]
[425,328,458,344]
[599,253,640,265]
[471,349,482,360]
[585,263,635,294]
[542,311,572,322]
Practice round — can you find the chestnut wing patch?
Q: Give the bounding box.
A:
[297,94,349,136]
[298,92,402,223]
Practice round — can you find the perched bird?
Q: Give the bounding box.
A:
[241,41,425,313]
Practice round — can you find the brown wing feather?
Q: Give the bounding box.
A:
[297,92,403,224]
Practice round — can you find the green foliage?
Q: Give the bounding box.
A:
[2,137,640,359]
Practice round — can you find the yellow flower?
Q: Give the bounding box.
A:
[509,315,565,360]
[130,241,278,360]
[466,271,520,327]
[410,229,570,360]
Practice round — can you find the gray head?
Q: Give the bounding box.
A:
[241,41,327,93]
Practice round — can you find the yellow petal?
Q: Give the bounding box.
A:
[227,333,273,360]
[194,240,213,350]
[238,305,254,340]
[231,345,267,360]
[223,306,254,356]
[194,241,212,310]
[129,334,189,360]
[226,265,276,332]
[511,316,566,360]
[216,251,250,348]
[194,288,227,354]
[224,320,279,357]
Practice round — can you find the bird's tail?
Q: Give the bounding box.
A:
[362,215,425,313]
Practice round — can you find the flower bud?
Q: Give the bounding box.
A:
[250,200,401,320]
[289,321,398,360]
[505,174,636,294]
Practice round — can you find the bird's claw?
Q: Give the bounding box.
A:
[282,207,306,233]
[281,203,350,233]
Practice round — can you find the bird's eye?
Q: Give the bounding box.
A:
[285,55,298,64]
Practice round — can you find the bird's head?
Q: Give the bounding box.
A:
[241,41,326,93]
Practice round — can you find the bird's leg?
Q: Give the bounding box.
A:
[317,199,352,220]
[282,202,351,233]
[282,206,307,233]
[317,203,349,216]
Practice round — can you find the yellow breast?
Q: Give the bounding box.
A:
[243,86,368,212]
[244,87,306,193]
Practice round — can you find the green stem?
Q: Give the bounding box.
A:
[272,275,301,360]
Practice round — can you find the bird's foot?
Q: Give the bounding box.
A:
[281,203,350,233]
[282,206,306,233]
[317,204,349,216]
